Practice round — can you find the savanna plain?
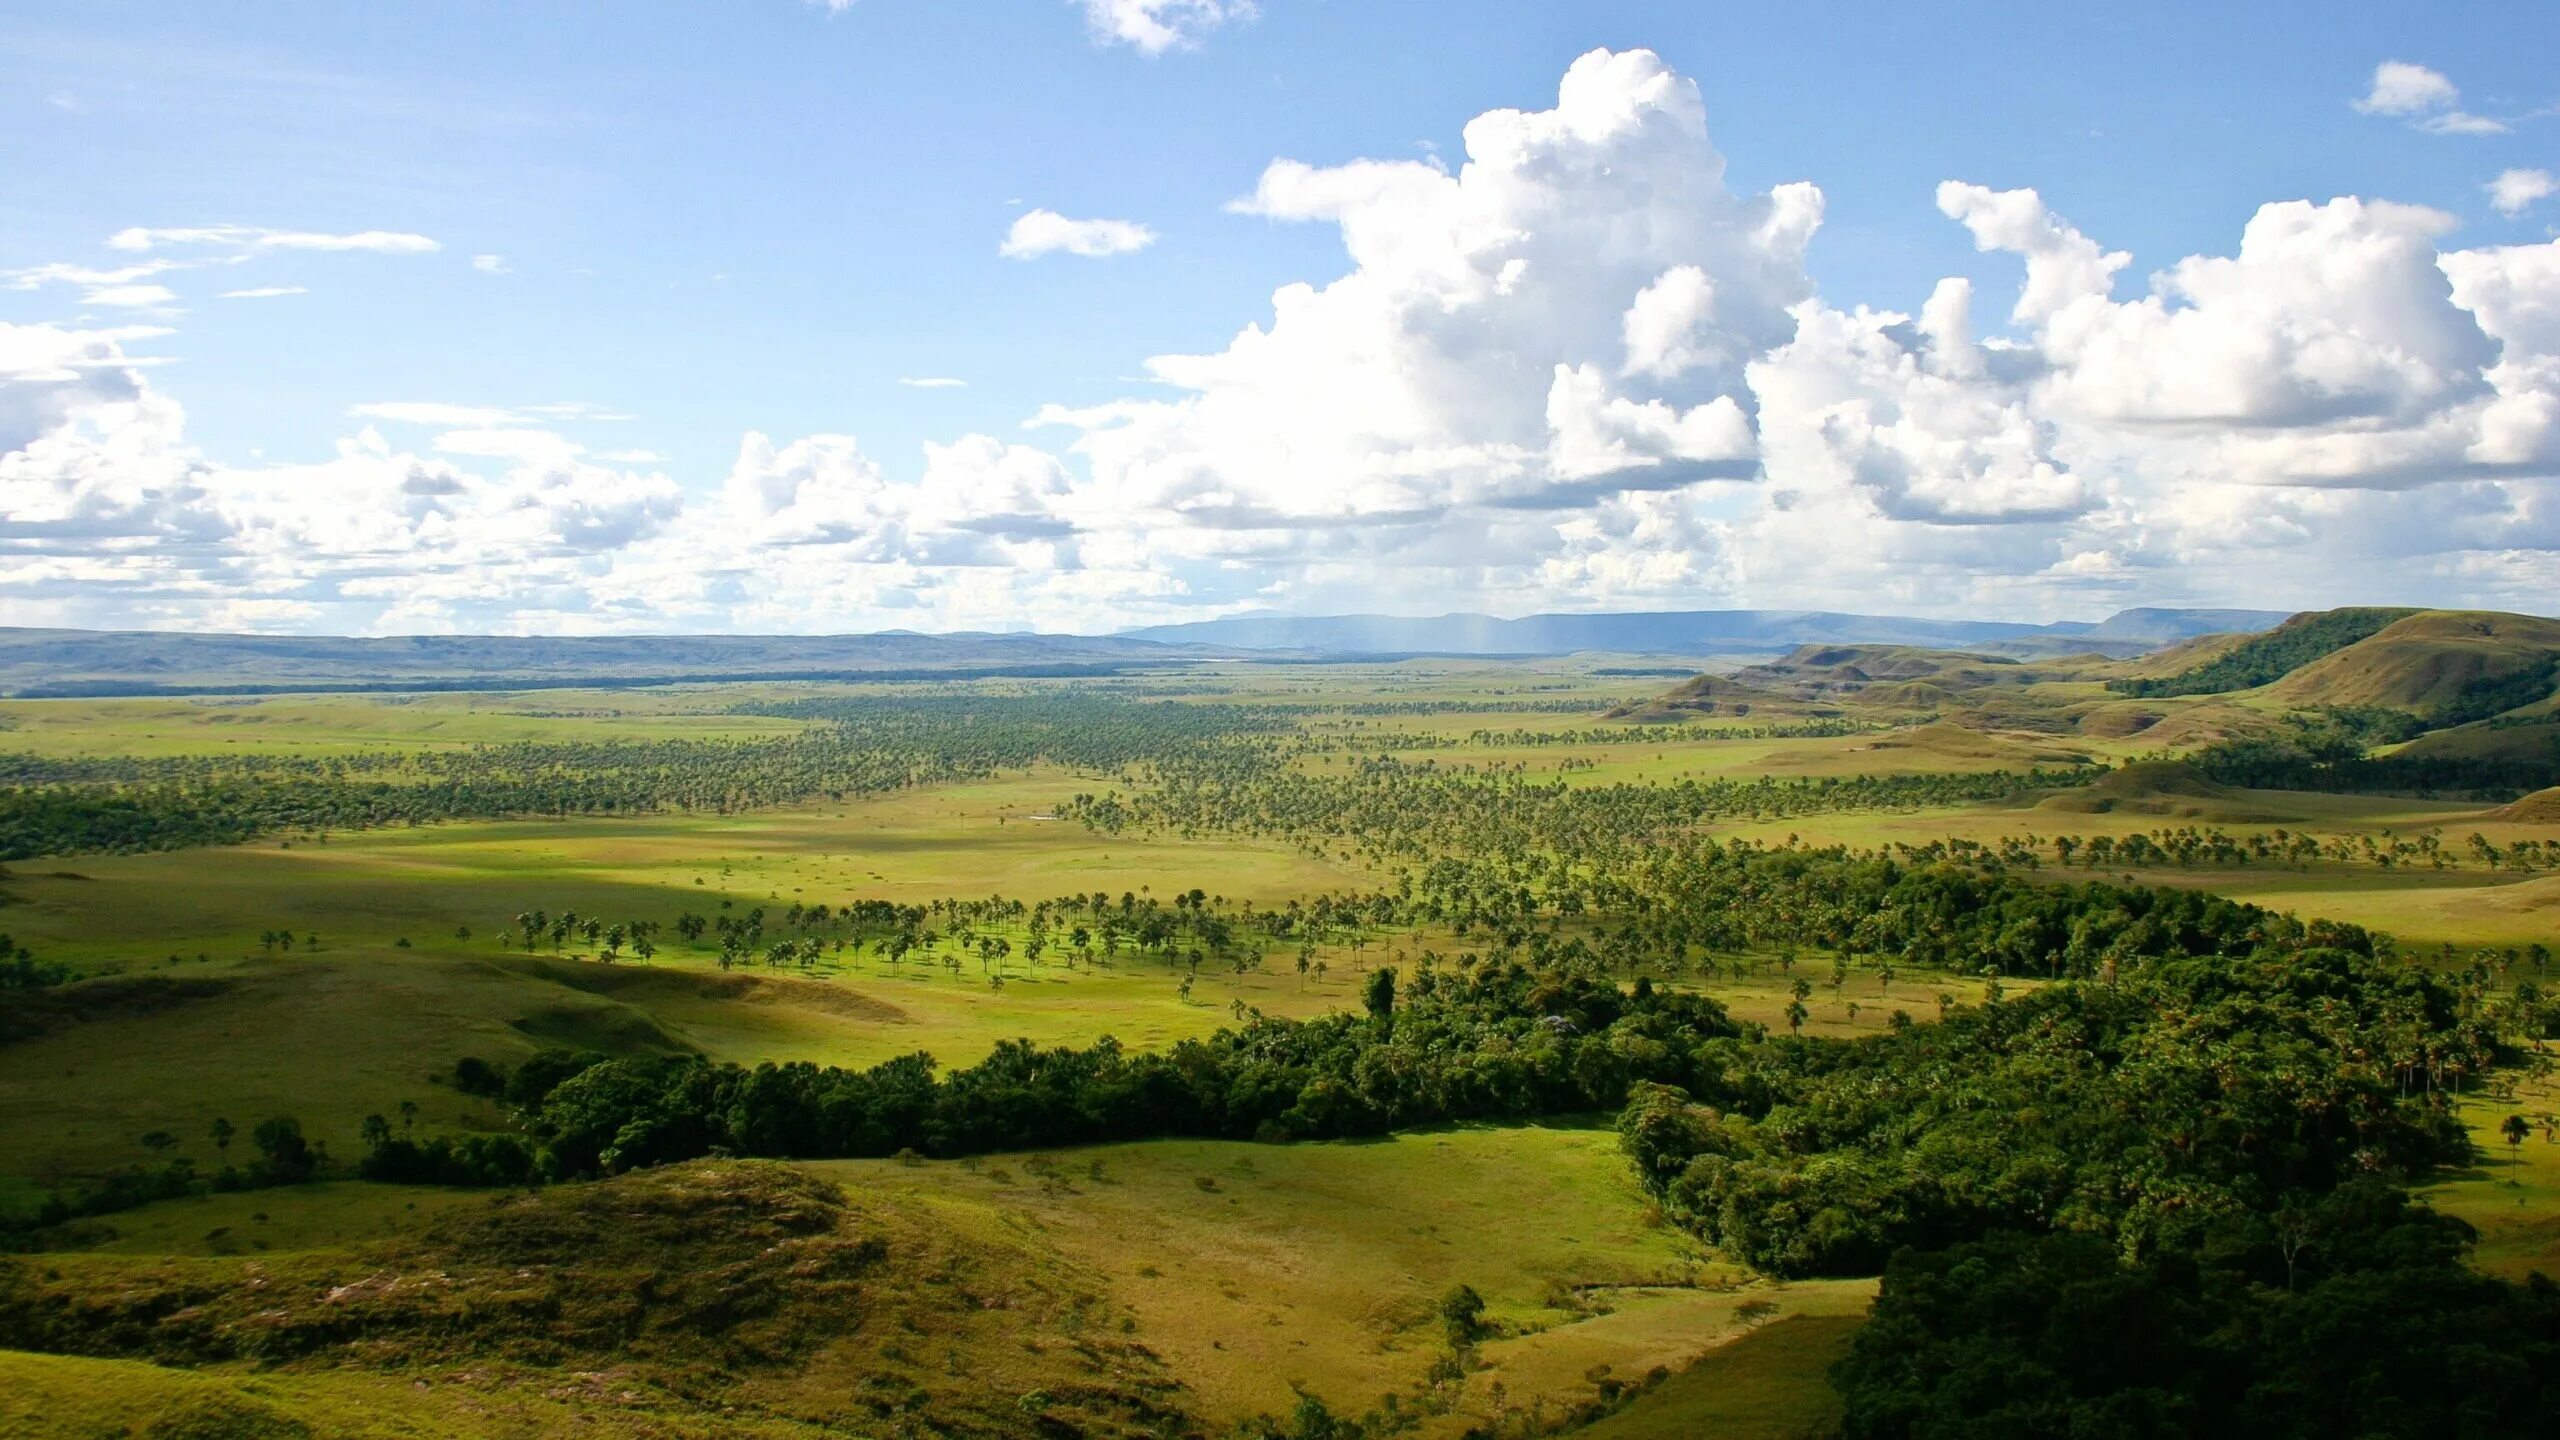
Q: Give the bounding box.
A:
[4,609,2559,1439]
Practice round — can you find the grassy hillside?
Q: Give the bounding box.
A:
[2106,607,2415,697]
[2263,610,2560,719]
[2,1159,1188,1438]
[3,1131,1866,1438]
[0,1347,853,1440]
[2099,628,2265,683]
[2036,759,2255,819]
[1602,673,1802,722]
[1567,1312,1861,1440]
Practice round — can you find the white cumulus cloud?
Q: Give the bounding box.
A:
[2353,60,2507,135]
[999,210,1157,259]
[2490,168,2558,217]
[1077,0,1254,55]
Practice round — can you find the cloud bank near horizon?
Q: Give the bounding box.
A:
[4,48,2557,637]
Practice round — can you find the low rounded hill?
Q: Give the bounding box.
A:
[2260,610,2560,719]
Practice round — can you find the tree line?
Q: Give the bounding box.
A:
[0,694,1290,859]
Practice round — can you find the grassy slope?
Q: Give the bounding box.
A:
[2263,610,2560,714]
[9,1133,1865,1439]
[4,1160,1185,1439]
[1570,1312,1862,1440]
[767,1129,1869,1437]
[0,1347,853,1439]
[2119,606,2414,698]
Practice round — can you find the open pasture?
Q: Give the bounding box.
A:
[0,686,818,759]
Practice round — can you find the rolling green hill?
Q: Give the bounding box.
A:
[1,1159,1188,1439]
[2262,610,2560,721]
[2105,607,2415,698]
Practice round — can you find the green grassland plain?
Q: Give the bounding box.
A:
[1,658,2555,1437]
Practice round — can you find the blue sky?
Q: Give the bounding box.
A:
[3,2,2558,633]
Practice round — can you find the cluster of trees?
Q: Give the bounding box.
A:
[1618,943,2488,1276]
[0,935,70,990]
[0,731,946,858]
[1545,836,2370,981]
[2436,653,2560,727]
[1833,1186,2560,1437]
[451,965,1741,1176]
[502,909,665,961]
[487,886,1384,987]
[474,827,2400,1001]
[1458,718,1887,747]
[355,1127,539,1187]
[0,694,1294,860]
[2189,730,2559,798]
[5,1116,323,1240]
[2037,824,2559,873]
[1064,748,2100,866]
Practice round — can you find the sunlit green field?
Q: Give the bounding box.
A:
[3,658,2555,1438]
[0,687,816,758]
[2429,1054,2560,1282]
[5,668,2550,1191]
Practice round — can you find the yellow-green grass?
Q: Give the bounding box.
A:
[0,767,1377,969]
[0,932,1962,1201]
[71,1179,490,1257]
[807,1123,1871,1432]
[1571,1312,1863,1440]
[0,1348,834,1440]
[2426,1053,2560,1283]
[15,1131,1863,1439]
[3,1159,1182,1439]
[0,944,1378,1192]
[0,687,815,758]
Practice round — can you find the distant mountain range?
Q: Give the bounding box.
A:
[0,629,1220,697]
[0,607,2293,697]
[1115,607,2291,658]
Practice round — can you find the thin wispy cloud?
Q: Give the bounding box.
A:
[350,402,528,427]
[81,284,181,309]
[107,225,440,254]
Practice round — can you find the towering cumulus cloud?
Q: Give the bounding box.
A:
[1032,48,1818,607]
[0,48,2555,632]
